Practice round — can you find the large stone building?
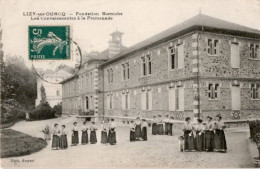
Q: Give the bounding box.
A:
[61,14,260,122]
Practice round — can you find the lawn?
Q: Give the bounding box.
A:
[0,129,47,158]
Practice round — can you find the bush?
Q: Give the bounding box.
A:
[1,103,26,124]
[52,103,62,116]
[1,129,47,158]
[29,102,55,120]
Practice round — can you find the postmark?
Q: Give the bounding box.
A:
[29,26,70,60]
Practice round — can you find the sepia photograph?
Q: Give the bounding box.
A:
[0,0,260,169]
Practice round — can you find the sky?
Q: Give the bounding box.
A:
[1,0,260,65]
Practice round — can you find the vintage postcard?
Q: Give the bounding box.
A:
[0,0,260,169]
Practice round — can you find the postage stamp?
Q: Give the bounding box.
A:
[28,26,70,60]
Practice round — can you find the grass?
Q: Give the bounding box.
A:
[0,129,47,158]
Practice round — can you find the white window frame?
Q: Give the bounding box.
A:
[251,83,260,100]
[250,43,260,60]
[208,83,220,100]
[208,39,219,56]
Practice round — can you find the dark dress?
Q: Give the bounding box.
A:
[214,121,227,152]
[214,129,227,152]
[168,123,173,135]
[164,120,169,135]
[72,130,79,145]
[52,128,60,148]
[52,135,60,148]
[101,130,108,144]
[135,122,142,139]
[157,120,164,135]
[183,123,195,151]
[109,128,117,145]
[142,126,147,141]
[152,122,157,135]
[60,131,68,149]
[205,122,214,151]
[90,126,97,144]
[81,128,88,144]
[130,124,135,142]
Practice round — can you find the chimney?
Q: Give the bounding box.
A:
[108,30,124,58]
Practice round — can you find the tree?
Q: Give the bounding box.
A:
[40,85,47,104]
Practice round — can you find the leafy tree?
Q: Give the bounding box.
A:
[40,85,47,104]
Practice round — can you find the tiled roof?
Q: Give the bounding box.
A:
[101,14,260,66]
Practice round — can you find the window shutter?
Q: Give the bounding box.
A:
[231,43,239,68]
[169,88,176,111]
[175,88,179,110]
[122,94,126,110]
[141,91,146,110]
[178,44,184,69]
[175,47,178,69]
[257,48,260,59]
[148,91,152,110]
[179,87,184,111]
[231,86,241,110]
[106,95,110,110]
[127,93,131,110]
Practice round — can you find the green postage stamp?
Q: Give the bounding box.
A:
[28,26,70,60]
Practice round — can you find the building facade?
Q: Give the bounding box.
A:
[61,14,260,122]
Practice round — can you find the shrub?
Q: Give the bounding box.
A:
[52,103,62,116]
[29,102,55,120]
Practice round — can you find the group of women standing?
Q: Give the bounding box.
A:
[151,115,174,135]
[51,119,117,150]
[129,117,148,141]
[183,114,227,153]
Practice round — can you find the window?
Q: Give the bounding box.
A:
[56,90,60,96]
[122,64,126,80]
[231,85,241,110]
[107,94,113,110]
[141,89,152,111]
[141,57,146,76]
[231,42,240,68]
[251,83,260,99]
[107,68,113,83]
[169,86,184,111]
[122,91,130,110]
[169,48,177,69]
[126,62,130,79]
[147,55,152,75]
[141,55,152,76]
[107,69,110,83]
[208,83,219,100]
[85,97,89,110]
[250,43,260,59]
[208,39,219,55]
[169,44,184,70]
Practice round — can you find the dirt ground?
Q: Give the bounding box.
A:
[0,116,253,168]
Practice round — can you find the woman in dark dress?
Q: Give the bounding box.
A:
[141,119,148,141]
[151,116,157,135]
[52,123,60,150]
[195,119,205,152]
[164,114,169,135]
[60,125,68,149]
[157,115,164,135]
[101,121,108,144]
[214,114,227,152]
[183,117,195,152]
[81,121,88,145]
[129,121,136,142]
[205,116,214,151]
[168,116,174,136]
[90,122,97,144]
[71,122,79,146]
[108,119,117,145]
[134,117,142,140]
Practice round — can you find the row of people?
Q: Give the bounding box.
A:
[151,115,174,135]
[183,114,227,152]
[51,119,117,150]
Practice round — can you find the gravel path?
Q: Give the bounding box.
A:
[0,117,253,168]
